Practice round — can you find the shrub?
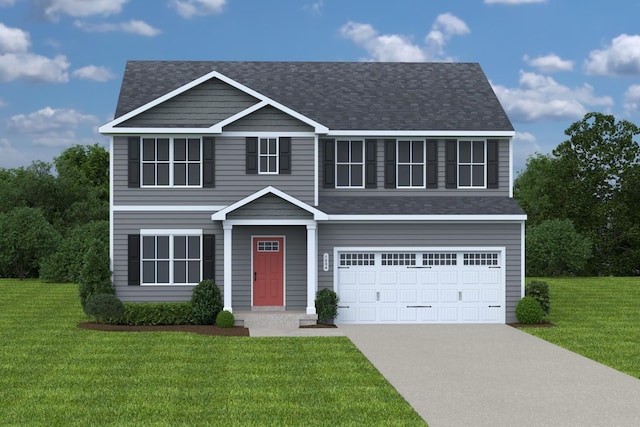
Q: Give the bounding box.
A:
[190,279,223,325]
[105,302,192,325]
[85,293,124,323]
[216,310,235,328]
[515,296,545,324]
[526,219,592,276]
[526,280,550,315]
[78,238,113,313]
[315,288,339,324]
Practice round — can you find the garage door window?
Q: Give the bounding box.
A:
[381,253,416,266]
[423,253,457,266]
[463,252,499,266]
[339,253,375,266]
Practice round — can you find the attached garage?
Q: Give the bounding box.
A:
[335,248,505,324]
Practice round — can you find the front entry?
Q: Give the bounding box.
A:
[252,237,285,306]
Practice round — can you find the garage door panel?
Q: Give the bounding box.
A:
[380,271,397,284]
[338,270,356,284]
[439,307,458,321]
[379,307,398,322]
[358,307,377,322]
[440,289,458,303]
[398,271,417,284]
[419,307,438,321]
[462,271,479,284]
[421,271,438,284]
[462,307,480,321]
[482,289,499,302]
[358,289,376,303]
[421,289,438,303]
[439,271,458,284]
[380,289,397,303]
[463,289,479,302]
[358,271,376,284]
[399,307,417,322]
[399,289,418,303]
[340,289,357,303]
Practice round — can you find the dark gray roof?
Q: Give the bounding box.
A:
[114,61,513,132]
[317,196,525,216]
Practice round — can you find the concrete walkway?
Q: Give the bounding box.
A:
[339,324,640,427]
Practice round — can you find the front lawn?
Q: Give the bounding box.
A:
[0,280,425,426]
[522,277,640,379]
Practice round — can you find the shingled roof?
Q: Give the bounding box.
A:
[114,61,513,132]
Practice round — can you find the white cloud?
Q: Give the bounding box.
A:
[523,53,573,73]
[341,14,469,62]
[44,0,128,20]
[0,138,31,168]
[0,0,16,6]
[72,65,116,82]
[0,53,69,82]
[512,131,542,171]
[6,106,99,147]
[585,34,640,76]
[0,98,6,107]
[624,84,640,114]
[484,0,546,4]
[0,23,30,53]
[309,0,324,14]
[74,19,161,37]
[170,0,226,18]
[492,71,613,122]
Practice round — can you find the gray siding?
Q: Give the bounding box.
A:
[113,135,315,205]
[112,212,224,302]
[223,105,313,132]
[230,225,307,311]
[317,222,522,323]
[117,79,259,128]
[319,138,510,198]
[227,194,314,219]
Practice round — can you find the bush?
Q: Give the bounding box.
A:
[315,288,339,324]
[515,296,545,324]
[216,310,235,328]
[526,219,592,276]
[78,238,113,313]
[85,293,124,323]
[105,302,192,325]
[526,280,550,315]
[190,279,223,325]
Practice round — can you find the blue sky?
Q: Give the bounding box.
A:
[1,0,639,173]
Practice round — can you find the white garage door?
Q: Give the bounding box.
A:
[336,249,504,324]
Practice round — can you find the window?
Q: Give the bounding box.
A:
[259,138,278,174]
[423,253,457,266]
[257,240,280,252]
[397,140,425,188]
[141,232,202,285]
[463,252,499,266]
[381,253,416,266]
[458,140,485,188]
[336,140,364,187]
[339,253,375,266]
[142,137,201,187]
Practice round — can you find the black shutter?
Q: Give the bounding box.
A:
[365,139,377,188]
[487,139,499,189]
[384,139,396,189]
[445,139,457,189]
[246,137,258,174]
[202,234,215,280]
[128,137,140,188]
[128,234,140,286]
[426,139,438,189]
[279,137,291,174]
[322,139,335,188]
[203,137,215,188]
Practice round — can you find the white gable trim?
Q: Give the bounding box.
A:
[99,70,328,134]
[211,186,329,221]
[326,130,516,137]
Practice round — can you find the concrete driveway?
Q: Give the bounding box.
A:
[339,324,640,427]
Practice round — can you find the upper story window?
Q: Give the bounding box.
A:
[259,138,278,174]
[142,137,201,187]
[458,140,486,188]
[246,137,291,175]
[397,140,425,188]
[336,139,364,188]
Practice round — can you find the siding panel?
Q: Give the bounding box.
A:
[224,106,313,132]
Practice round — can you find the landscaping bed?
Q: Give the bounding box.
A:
[77,321,250,336]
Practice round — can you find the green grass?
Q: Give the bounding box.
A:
[0,280,425,426]
[522,277,640,379]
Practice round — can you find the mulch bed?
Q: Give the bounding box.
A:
[77,322,250,336]
[508,322,556,328]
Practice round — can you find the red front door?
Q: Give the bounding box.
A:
[253,237,284,306]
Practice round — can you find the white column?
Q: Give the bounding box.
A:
[306,223,318,315]
[223,223,233,312]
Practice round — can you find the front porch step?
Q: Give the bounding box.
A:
[233,311,318,329]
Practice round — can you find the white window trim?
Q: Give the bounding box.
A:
[458,139,487,189]
[140,229,203,286]
[335,139,365,189]
[140,137,203,188]
[258,137,279,175]
[396,139,426,189]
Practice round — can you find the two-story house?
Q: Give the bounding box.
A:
[99,61,526,325]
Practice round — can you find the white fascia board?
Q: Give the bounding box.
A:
[325,130,516,138]
[113,205,225,212]
[100,127,220,135]
[211,186,328,221]
[324,214,527,222]
[100,70,329,135]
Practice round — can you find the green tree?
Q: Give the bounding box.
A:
[0,207,61,278]
[526,219,592,277]
[78,238,114,311]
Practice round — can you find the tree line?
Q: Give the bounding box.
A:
[515,112,640,276]
[0,144,108,280]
